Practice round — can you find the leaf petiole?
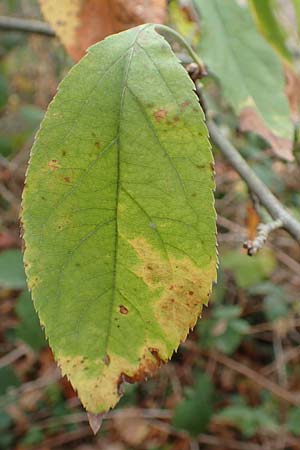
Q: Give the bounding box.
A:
[154,24,206,74]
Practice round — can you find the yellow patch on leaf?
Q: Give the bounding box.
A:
[130,237,217,345]
[39,0,167,61]
[57,346,165,413]
[57,238,216,414]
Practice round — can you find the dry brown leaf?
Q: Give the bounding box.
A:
[284,64,300,123]
[246,200,260,241]
[239,107,294,161]
[113,408,150,446]
[39,0,167,61]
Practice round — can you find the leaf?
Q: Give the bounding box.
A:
[0,367,20,395]
[169,0,198,43]
[15,290,46,351]
[216,404,278,438]
[193,0,293,155]
[39,0,167,61]
[292,0,300,36]
[239,107,293,161]
[172,372,215,435]
[248,0,291,62]
[249,282,289,322]
[284,64,300,123]
[221,249,276,289]
[0,250,26,290]
[113,407,150,446]
[198,305,249,355]
[21,25,217,414]
[287,406,300,436]
[0,74,9,112]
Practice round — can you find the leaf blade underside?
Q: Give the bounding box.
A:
[194,0,292,142]
[21,25,217,414]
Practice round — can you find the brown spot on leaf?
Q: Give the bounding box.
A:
[181,100,191,110]
[95,142,101,149]
[154,109,168,122]
[119,348,163,384]
[103,354,111,366]
[64,177,71,183]
[119,305,129,315]
[48,159,60,171]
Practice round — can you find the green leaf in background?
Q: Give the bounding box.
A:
[221,249,276,289]
[216,403,278,438]
[22,25,217,414]
[249,283,289,322]
[193,0,292,141]
[0,74,9,111]
[0,137,13,157]
[248,0,291,62]
[0,250,26,290]
[172,372,215,435]
[198,305,249,355]
[0,411,13,450]
[292,0,300,36]
[15,290,46,351]
[287,406,300,436]
[169,0,198,44]
[19,105,45,129]
[0,367,20,395]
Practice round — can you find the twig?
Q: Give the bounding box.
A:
[273,332,288,388]
[275,249,300,277]
[210,351,300,406]
[207,120,300,243]
[0,344,30,369]
[262,346,300,376]
[244,219,283,255]
[198,434,264,450]
[0,367,60,408]
[0,16,54,36]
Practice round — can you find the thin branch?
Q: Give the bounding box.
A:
[244,219,283,255]
[155,24,206,76]
[0,344,29,369]
[210,351,300,406]
[0,16,54,36]
[207,120,300,243]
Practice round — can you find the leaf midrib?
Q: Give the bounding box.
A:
[104,26,150,355]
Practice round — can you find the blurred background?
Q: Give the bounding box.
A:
[1,0,300,449]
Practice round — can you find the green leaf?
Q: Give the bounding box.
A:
[287,406,300,436]
[0,74,9,112]
[0,250,26,290]
[248,0,291,62]
[198,305,249,355]
[0,137,13,157]
[250,283,289,322]
[0,367,20,395]
[172,372,215,435]
[292,0,300,36]
[15,290,46,351]
[20,427,44,446]
[221,249,276,289]
[193,0,292,140]
[22,25,217,414]
[216,404,278,438]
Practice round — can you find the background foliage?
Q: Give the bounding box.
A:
[0,0,300,449]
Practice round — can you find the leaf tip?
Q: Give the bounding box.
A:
[87,412,105,435]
